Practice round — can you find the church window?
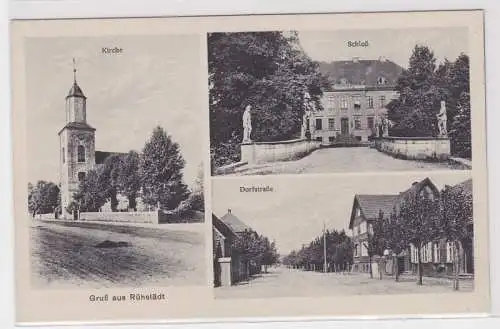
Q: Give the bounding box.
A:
[78,172,86,182]
[62,147,65,163]
[77,145,85,162]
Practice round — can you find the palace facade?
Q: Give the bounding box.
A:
[311,57,402,144]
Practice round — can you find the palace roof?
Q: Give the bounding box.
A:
[318,58,403,89]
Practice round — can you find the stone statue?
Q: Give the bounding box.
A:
[437,100,448,137]
[242,104,252,143]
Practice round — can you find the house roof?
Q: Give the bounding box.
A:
[348,178,439,229]
[349,194,399,229]
[318,58,403,88]
[212,213,239,240]
[219,210,252,234]
[448,178,472,194]
[396,177,439,205]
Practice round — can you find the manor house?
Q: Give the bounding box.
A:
[311,57,402,144]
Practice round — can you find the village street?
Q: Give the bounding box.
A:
[226,147,467,176]
[30,219,206,288]
[215,266,473,299]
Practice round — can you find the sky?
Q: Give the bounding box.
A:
[25,35,204,188]
[298,27,468,68]
[212,171,472,256]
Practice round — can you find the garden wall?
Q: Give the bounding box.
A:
[240,139,321,165]
[374,136,450,161]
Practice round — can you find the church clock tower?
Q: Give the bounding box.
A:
[58,59,96,217]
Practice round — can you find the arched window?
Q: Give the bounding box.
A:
[77,145,85,162]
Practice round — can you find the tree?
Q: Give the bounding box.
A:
[441,181,473,290]
[382,210,409,282]
[388,45,440,137]
[448,91,471,159]
[28,180,60,216]
[397,194,441,285]
[208,31,329,167]
[364,210,387,279]
[99,154,123,212]
[139,126,189,210]
[117,150,141,211]
[73,169,107,212]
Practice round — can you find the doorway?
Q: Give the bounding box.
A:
[341,118,349,135]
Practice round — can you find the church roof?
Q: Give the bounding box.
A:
[95,151,127,165]
[57,121,96,135]
[67,81,86,99]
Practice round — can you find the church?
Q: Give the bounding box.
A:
[58,61,122,217]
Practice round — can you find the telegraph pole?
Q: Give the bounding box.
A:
[323,221,327,273]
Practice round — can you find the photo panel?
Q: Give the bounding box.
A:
[209,27,473,177]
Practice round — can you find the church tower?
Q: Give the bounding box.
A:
[58,59,96,217]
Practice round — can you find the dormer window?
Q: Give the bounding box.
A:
[377,76,387,85]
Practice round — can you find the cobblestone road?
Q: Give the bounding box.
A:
[228,147,467,176]
[215,266,473,299]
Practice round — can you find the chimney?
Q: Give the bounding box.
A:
[352,56,359,63]
[227,209,231,214]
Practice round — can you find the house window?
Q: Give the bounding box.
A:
[379,96,386,108]
[77,145,85,162]
[316,136,323,142]
[368,223,373,235]
[361,243,368,256]
[328,136,335,143]
[62,147,65,163]
[315,118,323,130]
[327,95,335,109]
[354,118,362,130]
[354,244,359,257]
[78,171,86,182]
[340,96,348,110]
[353,96,361,110]
[328,118,335,130]
[359,221,367,234]
[446,242,455,263]
[433,242,440,263]
[367,117,374,129]
[367,96,374,108]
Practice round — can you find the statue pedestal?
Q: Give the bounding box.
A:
[218,257,232,287]
[240,142,255,164]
